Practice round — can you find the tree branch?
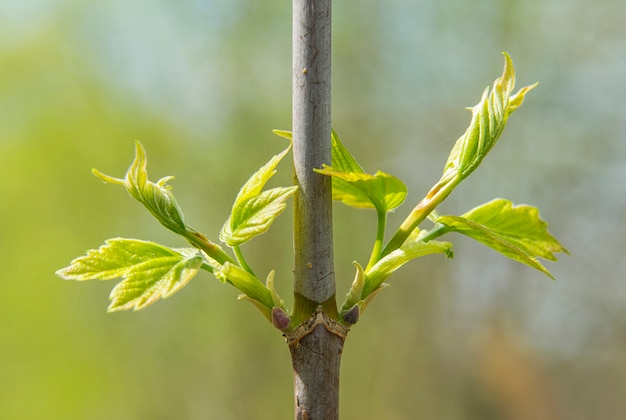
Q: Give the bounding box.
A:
[292,0,335,314]
[290,1,344,419]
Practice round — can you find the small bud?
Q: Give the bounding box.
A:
[342,304,360,326]
[272,307,291,331]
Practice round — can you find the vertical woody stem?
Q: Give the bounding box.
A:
[290,1,345,419]
[292,0,335,310]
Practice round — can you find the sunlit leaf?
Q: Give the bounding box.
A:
[91,142,234,265]
[232,143,292,210]
[265,270,285,309]
[214,262,274,313]
[220,144,295,247]
[363,236,453,298]
[436,199,568,279]
[382,53,539,255]
[56,238,203,311]
[272,129,293,141]
[221,186,298,246]
[316,130,407,213]
[441,53,538,184]
[318,168,407,212]
[92,141,187,235]
[329,129,364,174]
[341,261,366,313]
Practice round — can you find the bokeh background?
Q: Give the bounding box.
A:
[1,0,624,418]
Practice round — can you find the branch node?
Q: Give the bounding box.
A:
[286,306,349,348]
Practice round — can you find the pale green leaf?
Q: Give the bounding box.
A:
[92,141,187,235]
[441,53,538,185]
[221,186,298,246]
[232,143,292,209]
[272,129,293,141]
[56,238,203,311]
[341,261,366,313]
[330,129,364,174]
[272,128,361,173]
[461,199,567,260]
[272,128,363,173]
[363,237,453,298]
[221,144,295,246]
[214,262,274,313]
[317,168,407,212]
[265,270,285,309]
[380,53,540,257]
[91,142,233,265]
[340,262,391,319]
[316,129,407,213]
[436,199,568,279]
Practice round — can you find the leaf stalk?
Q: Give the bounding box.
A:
[366,210,387,271]
[382,175,460,256]
[234,245,256,276]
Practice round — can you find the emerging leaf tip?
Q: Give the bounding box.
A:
[272,129,293,141]
[91,168,124,185]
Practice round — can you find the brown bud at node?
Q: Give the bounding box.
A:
[342,304,360,325]
[272,307,290,331]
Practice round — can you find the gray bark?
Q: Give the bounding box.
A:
[290,1,346,419]
[292,0,334,304]
[287,307,347,420]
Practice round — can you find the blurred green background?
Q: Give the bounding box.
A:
[1,0,624,418]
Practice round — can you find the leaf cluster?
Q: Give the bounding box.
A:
[315,53,567,322]
[57,53,567,330]
[58,140,294,329]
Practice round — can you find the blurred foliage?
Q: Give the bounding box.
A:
[1,0,625,418]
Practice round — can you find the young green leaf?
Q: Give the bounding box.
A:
[362,235,453,298]
[92,142,234,265]
[329,129,364,174]
[317,169,407,213]
[92,141,187,236]
[220,144,296,246]
[341,261,366,314]
[232,143,292,210]
[56,238,203,311]
[436,199,568,279]
[441,52,538,184]
[272,129,293,141]
[315,130,407,213]
[340,231,452,319]
[383,53,538,256]
[265,270,285,309]
[214,262,275,319]
[221,186,297,247]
